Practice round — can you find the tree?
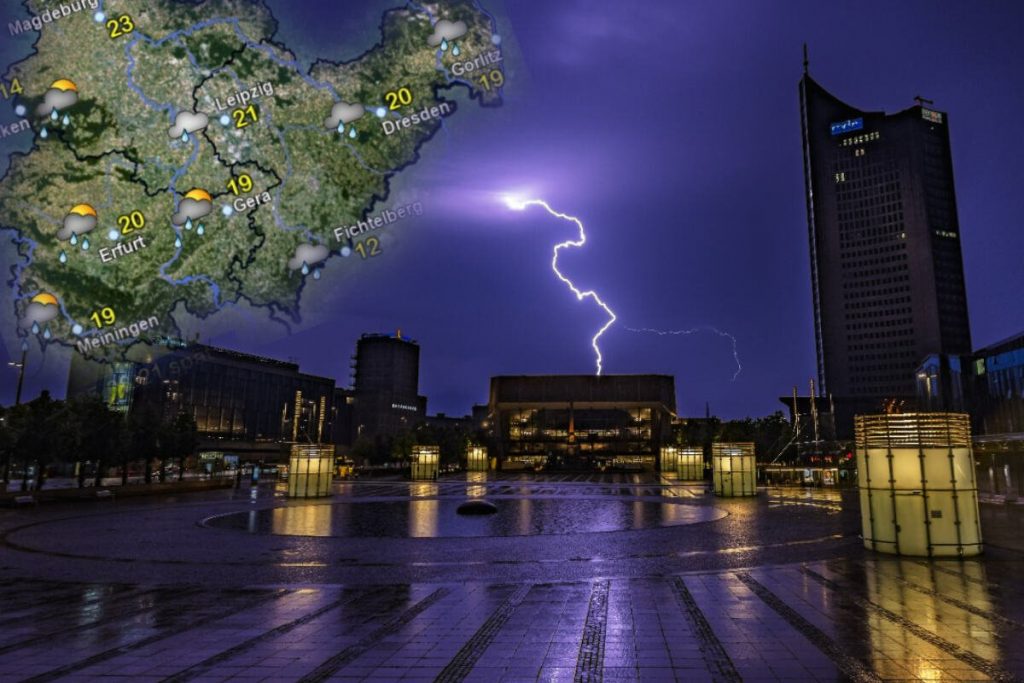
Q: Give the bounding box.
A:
[126,403,161,485]
[0,405,12,487]
[6,392,70,491]
[67,396,123,487]
[163,411,197,482]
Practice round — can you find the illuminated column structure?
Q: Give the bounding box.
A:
[287,444,335,498]
[411,445,440,480]
[466,445,488,471]
[677,447,704,481]
[712,442,756,497]
[856,412,981,557]
[659,446,679,477]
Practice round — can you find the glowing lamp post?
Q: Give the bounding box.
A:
[467,445,488,472]
[677,447,704,481]
[712,442,756,497]
[659,446,679,477]
[856,413,982,557]
[411,445,440,481]
[287,444,334,498]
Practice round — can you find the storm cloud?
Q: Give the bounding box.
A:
[58,213,96,240]
[171,197,212,225]
[323,102,365,130]
[35,88,77,115]
[168,111,209,138]
[428,19,467,46]
[288,243,329,270]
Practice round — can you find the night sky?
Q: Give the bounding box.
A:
[2,0,1023,418]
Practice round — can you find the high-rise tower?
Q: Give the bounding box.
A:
[799,67,971,406]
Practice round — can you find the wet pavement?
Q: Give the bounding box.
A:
[0,472,1021,681]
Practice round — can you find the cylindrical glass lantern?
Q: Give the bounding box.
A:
[856,413,982,557]
[288,444,335,498]
[466,445,488,471]
[660,446,679,477]
[411,445,440,480]
[677,447,704,481]
[712,442,756,497]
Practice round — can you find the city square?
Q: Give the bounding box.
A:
[0,474,1023,681]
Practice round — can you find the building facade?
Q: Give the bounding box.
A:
[917,332,1024,439]
[348,332,427,444]
[800,70,972,407]
[484,375,677,471]
[68,339,336,460]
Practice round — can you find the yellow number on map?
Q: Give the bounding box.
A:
[106,14,135,39]
[384,87,413,111]
[227,174,253,195]
[89,307,117,328]
[117,211,145,235]
[232,105,259,129]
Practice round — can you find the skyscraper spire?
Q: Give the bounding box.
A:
[803,43,809,74]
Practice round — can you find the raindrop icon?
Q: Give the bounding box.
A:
[348,127,357,139]
[181,131,189,143]
[197,225,205,235]
[70,233,78,245]
[300,262,309,275]
[21,339,28,351]
[43,327,51,340]
[81,237,90,250]
[40,127,48,139]
[185,217,193,230]
[337,122,344,134]
[50,108,58,121]
[313,269,321,280]
[440,39,448,52]
[31,321,39,334]
[62,114,70,126]
[452,44,461,56]
[174,236,182,248]
[59,250,67,264]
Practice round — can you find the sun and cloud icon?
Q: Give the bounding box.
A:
[36,79,78,116]
[21,292,60,330]
[59,204,97,240]
[172,188,213,226]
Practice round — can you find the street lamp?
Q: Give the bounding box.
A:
[7,348,26,405]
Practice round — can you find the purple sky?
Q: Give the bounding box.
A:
[3,0,1023,418]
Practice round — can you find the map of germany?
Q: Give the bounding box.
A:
[0,0,502,356]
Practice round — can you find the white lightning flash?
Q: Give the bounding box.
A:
[503,195,617,375]
[626,326,743,381]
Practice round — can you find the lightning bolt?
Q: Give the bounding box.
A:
[504,196,617,375]
[625,326,743,381]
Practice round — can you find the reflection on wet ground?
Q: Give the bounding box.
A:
[0,472,1022,681]
[206,497,726,537]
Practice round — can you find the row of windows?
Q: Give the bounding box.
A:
[839,131,881,146]
[850,350,918,362]
[848,328,916,341]
[844,295,911,310]
[849,340,916,351]
[845,316,913,331]
[842,274,910,291]
[845,306,912,321]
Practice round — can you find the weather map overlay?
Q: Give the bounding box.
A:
[1,0,502,359]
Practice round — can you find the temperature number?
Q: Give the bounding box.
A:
[0,78,23,100]
[117,210,145,235]
[231,105,259,129]
[384,87,413,110]
[354,236,382,259]
[106,14,135,39]
[89,307,117,328]
[476,69,504,92]
[226,173,253,195]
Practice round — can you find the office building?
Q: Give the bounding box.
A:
[799,66,972,408]
[483,375,676,471]
[67,338,335,461]
[348,332,427,443]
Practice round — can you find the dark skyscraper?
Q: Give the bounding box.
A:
[799,66,972,406]
[350,332,426,442]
